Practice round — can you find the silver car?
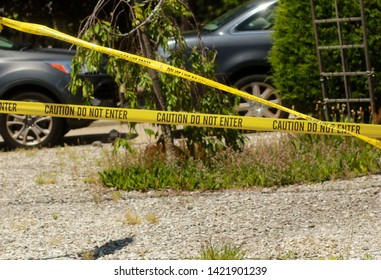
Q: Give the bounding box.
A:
[169,0,286,118]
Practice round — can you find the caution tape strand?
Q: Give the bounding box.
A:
[1,100,381,138]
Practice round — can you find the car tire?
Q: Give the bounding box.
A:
[234,74,289,119]
[0,92,64,149]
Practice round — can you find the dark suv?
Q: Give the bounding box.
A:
[169,0,285,118]
[0,36,118,149]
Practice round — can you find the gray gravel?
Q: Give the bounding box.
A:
[0,144,380,260]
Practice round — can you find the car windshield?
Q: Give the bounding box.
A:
[203,0,277,31]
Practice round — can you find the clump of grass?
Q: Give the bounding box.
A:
[145,213,159,224]
[49,235,62,248]
[99,134,381,192]
[111,191,123,203]
[80,250,96,260]
[272,250,300,260]
[11,218,38,232]
[83,176,99,184]
[35,171,57,185]
[124,210,141,225]
[362,253,375,260]
[196,243,247,260]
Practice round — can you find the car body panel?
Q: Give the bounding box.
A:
[164,0,286,119]
[177,0,277,84]
[0,36,119,147]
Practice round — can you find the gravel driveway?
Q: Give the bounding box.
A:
[1,143,380,260]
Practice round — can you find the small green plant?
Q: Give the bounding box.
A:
[325,254,345,260]
[80,250,96,260]
[11,217,38,232]
[145,213,159,224]
[123,210,141,225]
[111,191,123,203]
[362,253,375,260]
[83,176,99,184]
[35,172,57,185]
[49,235,62,248]
[273,250,300,260]
[197,243,247,260]
[51,213,59,221]
[24,148,39,157]
[91,194,102,206]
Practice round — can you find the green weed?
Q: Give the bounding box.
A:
[99,134,381,192]
[196,243,247,260]
[123,210,141,225]
[35,171,57,185]
[145,213,159,224]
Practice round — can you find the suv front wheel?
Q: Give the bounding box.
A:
[0,91,64,149]
[234,74,288,119]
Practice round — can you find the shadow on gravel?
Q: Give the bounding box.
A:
[59,131,138,147]
[0,131,138,151]
[36,236,134,260]
[78,237,134,260]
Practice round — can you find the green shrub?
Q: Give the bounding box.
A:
[270,0,381,115]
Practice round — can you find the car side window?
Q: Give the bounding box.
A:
[236,6,275,31]
[0,37,14,49]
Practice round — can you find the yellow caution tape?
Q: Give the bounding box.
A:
[0,17,381,148]
[1,100,381,138]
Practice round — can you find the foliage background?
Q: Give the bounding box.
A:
[0,0,241,43]
[4,0,381,118]
[0,0,99,46]
[0,0,244,153]
[68,0,245,154]
[269,0,381,118]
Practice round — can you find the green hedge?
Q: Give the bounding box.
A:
[269,0,381,116]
